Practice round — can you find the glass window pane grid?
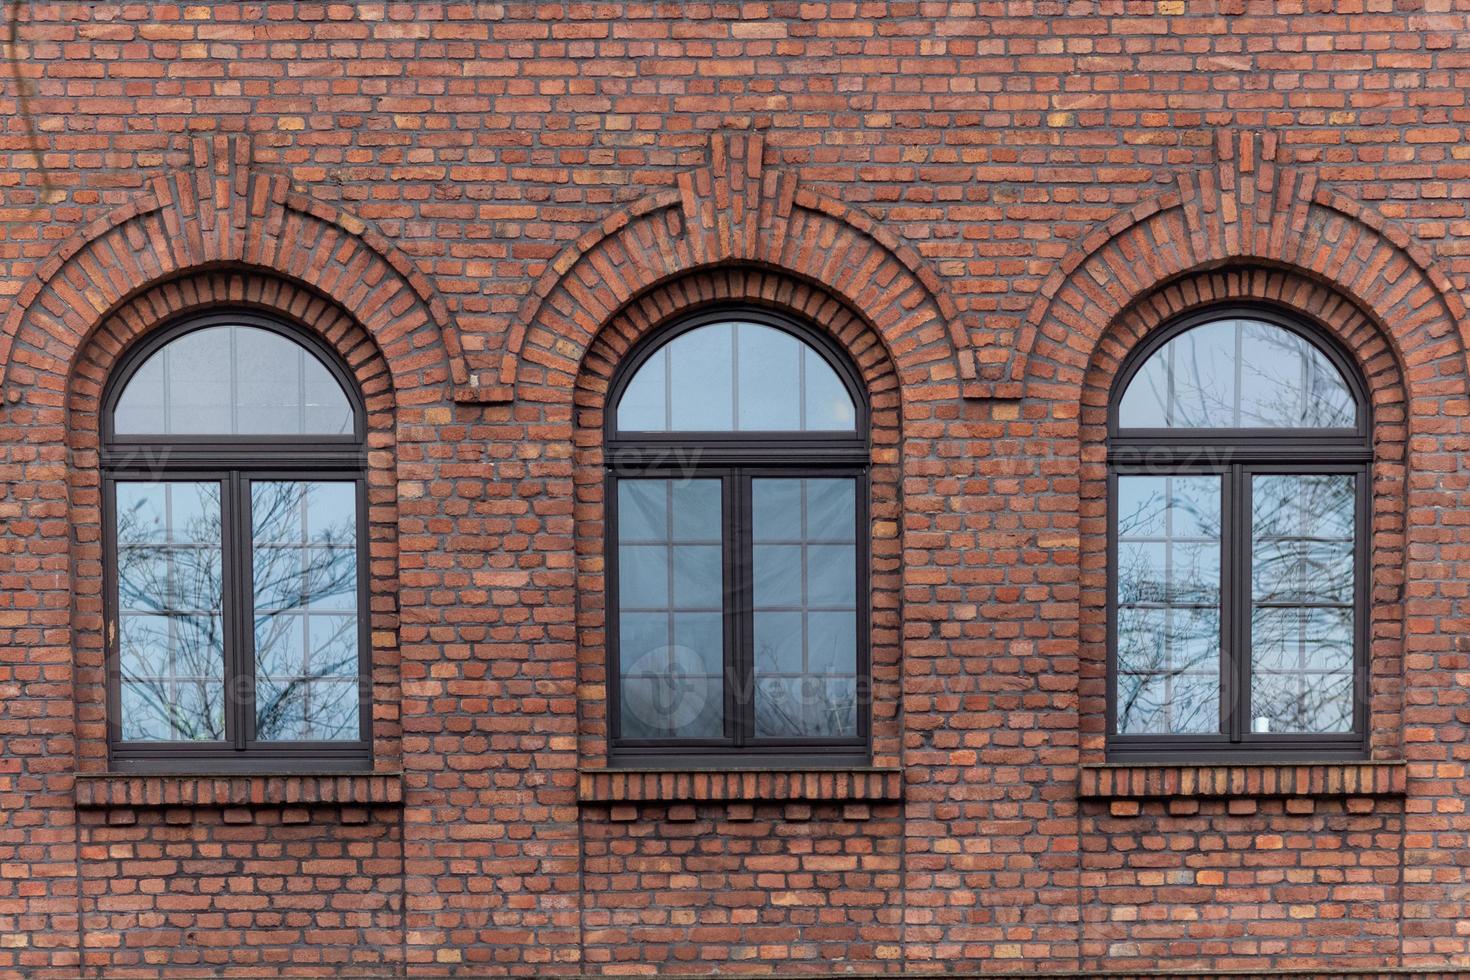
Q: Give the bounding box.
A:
[251,481,361,743]
[752,478,858,740]
[113,324,354,437]
[1118,316,1357,430]
[614,320,857,434]
[114,482,225,742]
[1114,475,1221,736]
[1249,473,1356,735]
[617,479,725,741]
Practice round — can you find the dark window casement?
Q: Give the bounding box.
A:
[101,310,371,773]
[605,307,871,767]
[1107,304,1372,762]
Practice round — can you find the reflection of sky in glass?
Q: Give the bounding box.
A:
[115,481,226,741]
[1119,318,1356,429]
[252,481,361,742]
[616,321,856,432]
[114,324,353,436]
[752,478,858,739]
[617,479,725,739]
[1115,475,1222,735]
[1250,474,1356,734]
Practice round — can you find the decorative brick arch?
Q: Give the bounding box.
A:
[1075,266,1411,767]
[65,269,408,776]
[493,130,979,407]
[569,267,906,771]
[0,134,469,401]
[1014,130,1470,403]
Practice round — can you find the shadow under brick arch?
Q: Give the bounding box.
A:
[0,133,468,402]
[491,129,981,408]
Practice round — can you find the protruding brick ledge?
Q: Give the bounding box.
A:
[73,772,403,809]
[578,768,903,804]
[1078,761,1407,801]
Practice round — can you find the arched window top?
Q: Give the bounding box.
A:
[111,315,357,438]
[613,314,859,434]
[1116,312,1359,430]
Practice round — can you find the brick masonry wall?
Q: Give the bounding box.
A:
[0,1,1468,977]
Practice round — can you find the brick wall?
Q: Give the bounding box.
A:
[0,1,1468,977]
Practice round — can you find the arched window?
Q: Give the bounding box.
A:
[103,311,368,771]
[606,309,869,765]
[1108,306,1370,760]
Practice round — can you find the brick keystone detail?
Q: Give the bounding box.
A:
[496,128,981,405]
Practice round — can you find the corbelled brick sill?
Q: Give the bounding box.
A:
[73,772,403,808]
[579,767,903,804]
[1078,761,1407,801]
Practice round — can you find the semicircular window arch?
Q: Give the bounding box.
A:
[1117,314,1359,430]
[605,308,871,768]
[112,319,357,437]
[613,317,859,434]
[1106,306,1372,763]
[102,310,369,774]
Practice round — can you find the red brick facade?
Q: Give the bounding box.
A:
[1,2,1469,977]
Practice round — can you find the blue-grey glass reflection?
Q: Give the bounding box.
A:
[113,324,354,436]
[614,321,856,433]
[115,481,226,741]
[752,478,858,738]
[1118,317,1356,429]
[1250,474,1356,734]
[616,479,725,739]
[252,481,361,741]
[1115,475,1222,735]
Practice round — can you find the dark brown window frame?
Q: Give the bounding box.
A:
[1106,303,1372,762]
[604,306,872,768]
[101,309,372,774]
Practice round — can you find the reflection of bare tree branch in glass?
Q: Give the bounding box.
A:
[1123,319,1355,429]
[753,634,856,738]
[1115,478,1220,734]
[116,482,359,743]
[1249,474,1354,733]
[251,482,359,741]
[116,484,225,741]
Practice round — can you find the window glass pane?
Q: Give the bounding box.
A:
[252,481,361,742]
[1118,317,1356,429]
[1114,475,1222,735]
[616,479,724,739]
[752,478,858,739]
[669,324,734,431]
[113,323,354,436]
[614,320,857,433]
[736,323,802,430]
[1249,474,1356,734]
[114,481,225,741]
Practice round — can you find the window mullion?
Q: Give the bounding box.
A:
[728,469,751,748]
[1228,464,1250,744]
[224,471,248,753]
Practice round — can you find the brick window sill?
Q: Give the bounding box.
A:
[73,772,404,809]
[578,767,903,804]
[1078,760,1407,801]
